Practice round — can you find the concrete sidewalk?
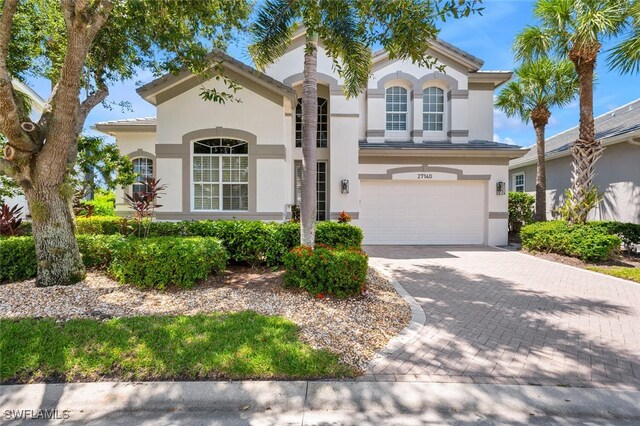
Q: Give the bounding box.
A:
[2,380,640,424]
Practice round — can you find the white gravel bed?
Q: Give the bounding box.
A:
[0,267,410,371]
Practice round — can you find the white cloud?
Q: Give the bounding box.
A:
[493,109,530,132]
[493,133,517,145]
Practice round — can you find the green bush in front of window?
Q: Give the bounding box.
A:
[109,237,227,289]
[283,245,368,298]
[508,191,535,233]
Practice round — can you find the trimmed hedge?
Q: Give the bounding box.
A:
[520,221,622,262]
[109,237,227,289]
[76,234,127,269]
[75,218,363,266]
[0,236,37,283]
[283,245,368,298]
[587,221,640,251]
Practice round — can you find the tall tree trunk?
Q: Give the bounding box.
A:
[533,122,547,222]
[300,34,318,247]
[568,49,602,224]
[26,184,85,287]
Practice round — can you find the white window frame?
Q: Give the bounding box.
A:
[512,172,525,192]
[191,138,249,212]
[385,86,408,132]
[131,157,153,197]
[423,86,445,132]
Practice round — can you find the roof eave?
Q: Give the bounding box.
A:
[509,130,640,169]
[468,71,513,88]
[92,124,157,136]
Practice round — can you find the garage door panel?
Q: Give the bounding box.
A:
[359,180,485,245]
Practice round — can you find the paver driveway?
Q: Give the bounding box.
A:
[365,246,640,389]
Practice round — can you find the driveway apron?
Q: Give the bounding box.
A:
[365,246,640,389]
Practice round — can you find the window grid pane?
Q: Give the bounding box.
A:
[295,162,327,221]
[193,138,248,211]
[385,86,408,131]
[132,158,153,196]
[423,87,444,131]
[295,97,328,148]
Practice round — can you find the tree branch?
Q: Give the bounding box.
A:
[76,73,109,135]
[0,157,19,179]
[0,0,40,154]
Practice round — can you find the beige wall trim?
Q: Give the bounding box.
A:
[447,89,469,100]
[468,82,496,91]
[155,212,285,221]
[283,72,341,92]
[359,165,491,181]
[329,212,360,220]
[366,130,385,137]
[488,212,509,219]
[126,149,156,160]
[447,130,469,137]
[366,89,385,99]
[330,113,359,118]
[95,124,156,133]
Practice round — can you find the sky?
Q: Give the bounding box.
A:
[26,0,640,148]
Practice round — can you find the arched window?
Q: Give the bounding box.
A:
[423,87,444,131]
[192,138,248,211]
[132,157,153,197]
[385,86,408,131]
[295,97,328,147]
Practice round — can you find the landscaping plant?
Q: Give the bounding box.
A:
[283,245,368,298]
[0,202,23,236]
[124,178,167,237]
[508,192,535,233]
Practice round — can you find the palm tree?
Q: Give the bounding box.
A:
[495,58,578,222]
[249,0,481,246]
[514,0,639,224]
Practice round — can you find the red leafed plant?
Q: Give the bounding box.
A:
[124,178,167,237]
[0,202,24,236]
[337,211,352,223]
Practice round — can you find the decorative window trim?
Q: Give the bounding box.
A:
[131,157,154,197]
[512,172,525,192]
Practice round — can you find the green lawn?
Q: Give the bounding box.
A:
[0,311,355,383]
[587,266,640,283]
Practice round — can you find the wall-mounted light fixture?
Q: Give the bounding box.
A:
[496,181,506,195]
[341,179,349,194]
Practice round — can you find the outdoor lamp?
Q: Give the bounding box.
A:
[341,179,349,194]
[496,181,506,195]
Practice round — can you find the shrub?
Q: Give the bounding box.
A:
[145,221,187,237]
[588,221,640,253]
[0,236,37,283]
[0,202,24,236]
[76,234,127,269]
[508,192,535,233]
[283,245,368,298]
[521,220,621,262]
[79,192,116,217]
[316,222,363,248]
[109,237,227,289]
[76,216,124,235]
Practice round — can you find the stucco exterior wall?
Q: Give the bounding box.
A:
[467,83,494,141]
[509,141,640,223]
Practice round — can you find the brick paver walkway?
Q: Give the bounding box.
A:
[365,246,640,389]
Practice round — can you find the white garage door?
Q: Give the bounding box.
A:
[359,180,486,245]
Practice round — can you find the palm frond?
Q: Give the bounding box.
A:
[249,0,300,70]
[318,0,371,98]
[514,26,553,61]
[495,81,530,123]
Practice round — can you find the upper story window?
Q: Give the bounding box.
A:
[192,138,248,211]
[423,87,444,131]
[513,173,525,192]
[295,97,328,148]
[132,157,153,196]
[385,86,408,131]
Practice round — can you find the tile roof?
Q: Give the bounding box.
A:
[511,98,640,167]
[94,117,157,126]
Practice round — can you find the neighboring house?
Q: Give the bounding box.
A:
[509,99,640,224]
[0,80,46,214]
[94,32,527,245]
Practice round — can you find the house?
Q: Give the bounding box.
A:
[94,33,527,245]
[0,80,46,214]
[509,99,640,224]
